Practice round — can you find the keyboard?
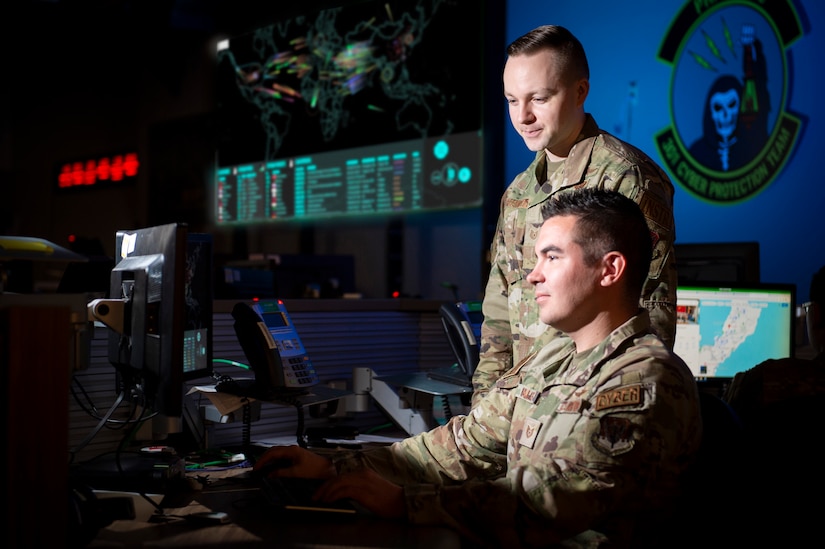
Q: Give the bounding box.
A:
[427,364,472,387]
[260,476,363,515]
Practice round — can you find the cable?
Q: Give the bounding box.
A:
[441,394,453,422]
[111,402,168,516]
[363,422,395,434]
[70,389,127,461]
[70,375,100,417]
[242,401,252,449]
[213,358,251,370]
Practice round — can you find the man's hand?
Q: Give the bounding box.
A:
[313,468,406,519]
[253,445,335,479]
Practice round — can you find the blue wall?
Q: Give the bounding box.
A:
[504,0,824,303]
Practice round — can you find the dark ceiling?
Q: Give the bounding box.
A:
[12,0,353,38]
[3,0,357,110]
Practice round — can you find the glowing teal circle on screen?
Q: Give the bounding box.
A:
[433,140,449,160]
[458,167,471,183]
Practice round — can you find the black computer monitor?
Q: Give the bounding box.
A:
[90,223,213,437]
[183,233,214,382]
[674,241,760,284]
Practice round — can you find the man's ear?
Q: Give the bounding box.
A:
[576,78,590,108]
[600,251,625,287]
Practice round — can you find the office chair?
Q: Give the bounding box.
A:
[668,391,747,548]
[723,357,825,545]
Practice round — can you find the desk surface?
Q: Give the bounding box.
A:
[88,467,462,548]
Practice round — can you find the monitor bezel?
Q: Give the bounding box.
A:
[674,241,761,285]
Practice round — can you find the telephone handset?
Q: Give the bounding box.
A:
[438,301,482,378]
[229,301,319,395]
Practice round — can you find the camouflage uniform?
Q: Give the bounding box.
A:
[724,354,825,422]
[333,311,702,548]
[473,114,677,405]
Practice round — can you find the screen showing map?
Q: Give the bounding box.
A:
[213,0,485,225]
[674,284,795,379]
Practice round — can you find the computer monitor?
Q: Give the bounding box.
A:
[88,223,213,437]
[674,283,795,382]
[183,233,214,382]
[674,241,760,284]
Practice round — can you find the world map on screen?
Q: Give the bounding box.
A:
[675,292,792,378]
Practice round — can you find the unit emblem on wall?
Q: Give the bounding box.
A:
[656,0,805,204]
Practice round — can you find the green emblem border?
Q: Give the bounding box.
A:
[655,0,804,204]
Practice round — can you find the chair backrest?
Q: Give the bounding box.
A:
[695,391,744,479]
[668,391,747,548]
[731,375,825,546]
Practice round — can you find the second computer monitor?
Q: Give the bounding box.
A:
[674,282,795,381]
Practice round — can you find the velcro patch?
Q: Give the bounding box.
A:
[557,399,582,413]
[505,198,530,209]
[594,384,642,411]
[518,417,542,449]
[516,384,539,404]
[591,416,635,456]
[637,191,672,231]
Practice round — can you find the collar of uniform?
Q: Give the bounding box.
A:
[527,113,603,208]
[557,309,652,387]
[557,113,601,184]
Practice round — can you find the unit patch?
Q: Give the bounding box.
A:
[591,416,635,456]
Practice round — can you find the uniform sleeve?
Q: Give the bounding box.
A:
[594,160,678,348]
[338,387,512,485]
[470,195,515,406]
[339,353,701,548]
[635,173,677,349]
[333,389,526,546]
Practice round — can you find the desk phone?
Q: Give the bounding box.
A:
[232,300,319,390]
[439,300,482,377]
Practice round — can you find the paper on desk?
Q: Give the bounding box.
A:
[94,490,164,522]
[256,433,405,447]
[187,385,254,416]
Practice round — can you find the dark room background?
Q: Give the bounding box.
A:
[2,0,823,303]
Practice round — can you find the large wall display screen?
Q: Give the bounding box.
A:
[214,0,485,225]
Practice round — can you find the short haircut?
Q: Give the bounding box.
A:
[506,25,590,82]
[541,189,652,300]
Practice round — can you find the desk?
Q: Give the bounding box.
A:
[88,467,462,548]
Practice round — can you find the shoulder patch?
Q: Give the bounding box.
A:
[637,190,673,230]
[594,383,643,411]
[591,416,635,456]
[505,198,530,209]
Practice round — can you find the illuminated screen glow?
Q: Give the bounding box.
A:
[674,284,795,379]
[213,0,484,225]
